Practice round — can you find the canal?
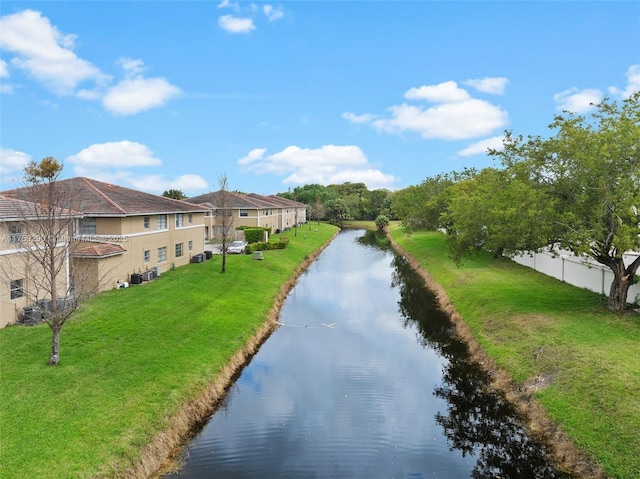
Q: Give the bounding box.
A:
[162,229,570,479]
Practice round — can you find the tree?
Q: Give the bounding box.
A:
[326,199,349,228]
[309,196,325,226]
[490,93,640,311]
[215,173,234,274]
[392,173,456,233]
[442,167,554,264]
[162,189,186,200]
[364,189,393,220]
[2,158,88,364]
[375,215,389,235]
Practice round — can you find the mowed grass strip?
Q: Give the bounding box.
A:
[390,225,640,479]
[0,223,338,479]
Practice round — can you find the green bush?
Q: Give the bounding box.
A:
[243,227,271,244]
[246,238,288,253]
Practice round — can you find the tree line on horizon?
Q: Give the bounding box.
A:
[162,94,638,312]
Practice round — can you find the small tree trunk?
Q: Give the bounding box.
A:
[49,326,61,365]
[607,258,631,312]
[608,276,630,312]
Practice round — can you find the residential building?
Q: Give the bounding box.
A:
[188,190,307,240]
[1,178,207,327]
[0,195,77,328]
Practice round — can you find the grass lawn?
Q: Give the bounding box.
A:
[0,223,338,479]
[389,224,640,479]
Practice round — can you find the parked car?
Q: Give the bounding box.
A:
[227,240,247,254]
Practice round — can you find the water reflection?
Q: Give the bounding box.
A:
[388,238,572,479]
[162,229,570,479]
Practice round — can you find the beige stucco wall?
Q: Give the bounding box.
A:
[1,246,69,328]
[77,212,206,292]
[204,207,307,238]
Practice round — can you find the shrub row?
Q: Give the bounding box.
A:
[246,236,289,253]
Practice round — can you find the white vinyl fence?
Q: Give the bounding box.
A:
[510,249,640,305]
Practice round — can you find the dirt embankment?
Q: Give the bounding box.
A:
[117,231,339,479]
[389,238,608,479]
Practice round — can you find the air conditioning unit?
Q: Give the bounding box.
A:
[141,271,153,281]
[22,306,42,324]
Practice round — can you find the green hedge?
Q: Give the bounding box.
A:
[241,227,271,244]
[246,237,289,253]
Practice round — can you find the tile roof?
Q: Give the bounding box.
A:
[72,243,127,258]
[0,195,81,221]
[247,193,307,208]
[188,191,306,209]
[2,177,208,216]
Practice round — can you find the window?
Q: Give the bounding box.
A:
[175,213,184,228]
[188,240,193,251]
[157,215,167,230]
[143,216,150,229]
[188,213,193,224]
[10,279,24,300]
[158,246,167,262]
[144,250,150,263]
[79,217,96,235]
[175,243,183,257]
[240,209,248,217]
[8,224,22,244]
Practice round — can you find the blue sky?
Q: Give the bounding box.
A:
[1,1,638,197]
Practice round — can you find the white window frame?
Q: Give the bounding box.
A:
[158,246,167,262]
[157,215,167,230]
[175,213,184,228]
[175,243,183,257]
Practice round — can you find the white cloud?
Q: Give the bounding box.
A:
[66,141,207,195]
[457,135,505,157]
[342,112,379,124]
[0,10,180,114]
[608,64,640,99]
[118,57,146,77]
[0,148,31,177]
[350,80,508,141]
[372,99,508,140]
[0,60,13,94]
[554,88,602,113]
[0,9,106,95]
[217,0,240,12]
[238,144,397,190]
[218,15,256,34]
[67,141,162,168]
[263,5,285,21]
[238,148,267,165]
[102,75,181,115]
[127,174,208,195]
[404,81,470,103]
[464,77,508,95]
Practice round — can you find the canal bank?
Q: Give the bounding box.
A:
[387,235,607,479]
[130,229,340,479]
[153,229,575,478]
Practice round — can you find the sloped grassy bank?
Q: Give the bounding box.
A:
[0,224,339,479]
[389,224,640,479]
